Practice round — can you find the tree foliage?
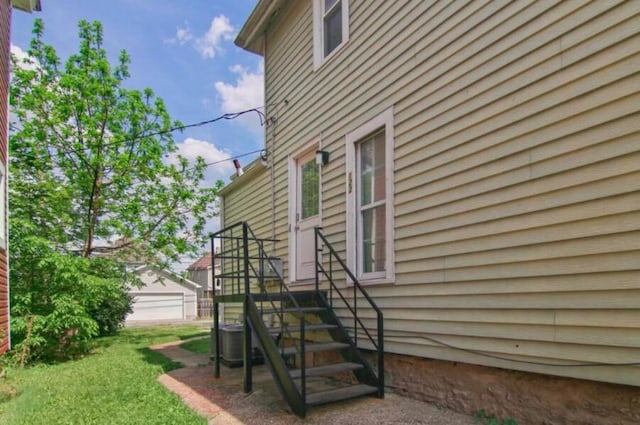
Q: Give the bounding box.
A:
[8,19,222,362]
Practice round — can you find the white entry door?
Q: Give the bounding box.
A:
[291,150,320,282]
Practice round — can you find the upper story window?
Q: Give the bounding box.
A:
[313,0,349,69]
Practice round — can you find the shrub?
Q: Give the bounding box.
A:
[9,221,134,363]
[85,259,134,337]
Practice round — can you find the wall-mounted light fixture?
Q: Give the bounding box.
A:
[315,150,329,166]
[259,149,270,167]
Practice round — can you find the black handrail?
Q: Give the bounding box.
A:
[211,221,309,404]
[314,227,385,397]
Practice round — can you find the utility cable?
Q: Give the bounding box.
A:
[16,106,270,158]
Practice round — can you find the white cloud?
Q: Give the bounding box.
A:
[10,44,37,70]
[165,22,193,45]
[214,63,264,112]
[214,62,264,132]
[169,137,234,184]
[195,15,235,59]
[176,25,193,45]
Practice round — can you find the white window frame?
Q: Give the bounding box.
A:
[313,0,350,70]
[346,106,395,284]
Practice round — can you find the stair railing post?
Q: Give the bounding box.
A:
[211,233,216,296]
[243,295,253,393]
[314,227,319,292]
[378,311,384,397]
[242,222,253,393]
[214,301,220,378]
[300,315,306,406]
[354,282,357,347]
[242,222,250,295]
[329,249,333,309]
[211,233,221,378]
[235,226,241,295]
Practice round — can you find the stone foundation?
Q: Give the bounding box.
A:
[360,351,640,425]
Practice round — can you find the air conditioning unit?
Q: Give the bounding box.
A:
[213,324,267,367]
[221,325,243,364]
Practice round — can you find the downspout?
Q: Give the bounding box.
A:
[265,30,277,252]
[319,131,323,227]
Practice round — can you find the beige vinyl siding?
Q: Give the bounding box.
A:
[227,0,640,386]
[220,164,272,323]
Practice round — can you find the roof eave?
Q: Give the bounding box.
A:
[235,0,286,56]
[133,265,202,289]
[12,0,42,12]
[219,159,267,196]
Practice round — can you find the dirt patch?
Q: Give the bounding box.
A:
[151,339,473,425]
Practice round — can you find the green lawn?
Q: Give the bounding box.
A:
[0,325,210,425]
[180,337,211,355]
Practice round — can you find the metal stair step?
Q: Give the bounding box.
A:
[261,306,327,314]
[281,342,350,356]
[306,384,378,406]
[253,291,318,303]
[289,362,363,378]
[284,323,337,333]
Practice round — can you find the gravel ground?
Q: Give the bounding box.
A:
[210,388,474,425]
[153,340,474,425]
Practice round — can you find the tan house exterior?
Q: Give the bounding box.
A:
[222,1,640,422]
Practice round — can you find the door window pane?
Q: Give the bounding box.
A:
[300,159,319,219]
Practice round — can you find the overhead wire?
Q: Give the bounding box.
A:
[22,106,270,160]
[201,148,264,169]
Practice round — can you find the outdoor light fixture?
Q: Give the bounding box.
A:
[315,150,329,166]
[259,149,270,167]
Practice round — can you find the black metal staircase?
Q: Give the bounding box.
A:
[210,222,383,418]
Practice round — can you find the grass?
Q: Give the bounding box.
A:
[473,409,518,425]
[180,336,211,355]
[0,325,209,425]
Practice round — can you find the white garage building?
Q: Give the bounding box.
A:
[126,265,201,323]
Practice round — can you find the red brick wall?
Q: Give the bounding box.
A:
[0,0,10,354]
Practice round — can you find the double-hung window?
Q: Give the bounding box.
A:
[313,0,349,68]
[346,107,395,283]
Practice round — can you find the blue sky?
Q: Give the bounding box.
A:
[10,1,263,266]
[11,0,264,186]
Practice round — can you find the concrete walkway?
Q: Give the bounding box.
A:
[151,338,474,425]
[150,339,211,368]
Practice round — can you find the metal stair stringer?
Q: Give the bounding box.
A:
[313,290,381,390]
[246,295,306,417]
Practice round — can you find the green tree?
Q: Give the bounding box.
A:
[8,19,222,362]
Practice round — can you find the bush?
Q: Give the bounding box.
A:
[85,259,134,337]
[9,221,134,363]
